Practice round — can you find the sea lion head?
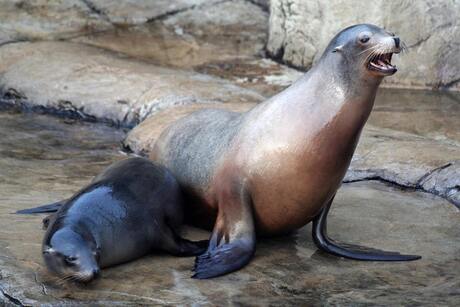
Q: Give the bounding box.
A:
[324,24,403,78]
[43,227,100,283]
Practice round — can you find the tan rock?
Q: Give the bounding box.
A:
[267,0,460,91]
[0,41,263,126]
[88,0,219,24]
[74,0,268,69]
[0,0,111,43]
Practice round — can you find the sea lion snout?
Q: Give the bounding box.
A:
[43,228,100,283]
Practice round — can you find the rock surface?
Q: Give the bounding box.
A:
[0,0,111,44]
[0,41,263,127]
[73,0,268,69]
[0,1,459,305]
[369,88,460,145]
[346,126,460,206]
[1,112,459,306]
[267,0,460,91]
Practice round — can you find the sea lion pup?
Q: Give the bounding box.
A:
[150,24,421,278]
[18,157,207,283]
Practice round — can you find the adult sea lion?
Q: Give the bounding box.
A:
[151,24,421,279]
[18,157,207,282]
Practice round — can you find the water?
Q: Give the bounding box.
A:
[372,88,460,145]
[0,111,126,215]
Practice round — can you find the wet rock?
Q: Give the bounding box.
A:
[86,0,220,25]
[370,88,460,146]
[0,0,111,44]
[73,0,268,69]
[346,126,460,206]
[0,41,263,127]
[418,161,460,207]
[267,0,460,91]
[194,58,303,96]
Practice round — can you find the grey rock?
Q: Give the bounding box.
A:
[0,41,263,127]
[419,161,460,207]
[73,0,268,69]
[346,126,460,207]
[88,0,220,25]
[0,0,111,44]
[267,0,460,91]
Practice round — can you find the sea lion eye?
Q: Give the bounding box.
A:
[360,35,370,44]
[65,256,77,264]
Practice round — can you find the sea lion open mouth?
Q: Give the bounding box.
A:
[367,52,397,75]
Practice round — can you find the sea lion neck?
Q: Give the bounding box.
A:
[300,53,380,107]
[250,52,382,127]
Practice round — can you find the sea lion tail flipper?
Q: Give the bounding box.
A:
[16,201,64,214]
[192,185,256,279]
[312,196,421,261]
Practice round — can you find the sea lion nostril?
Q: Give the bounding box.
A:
[394,37,400,49]
[92,268,100,278]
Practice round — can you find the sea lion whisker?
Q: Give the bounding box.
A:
[361,47,382,67]
[358,44,381,55]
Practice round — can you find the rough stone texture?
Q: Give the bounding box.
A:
[1,112,459,306]
[0,41,263,127]
[346,126,460,206]
[0,1,459,305]
[0,0,111,44]
[195,58,304,96]
[73,0,268,69]
[87,0,220,25]
[267,0,460,91]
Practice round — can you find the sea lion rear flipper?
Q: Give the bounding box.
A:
[312,196,421,261]
[192,184,256,279]
[16,201,64,214]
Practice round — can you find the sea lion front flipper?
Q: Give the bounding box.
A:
[16,201,65,214]
[312,196,421,261]
[160,223,209,257]
[192,184,256,279]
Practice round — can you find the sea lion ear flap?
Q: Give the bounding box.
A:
[42,246,55,255]
[332,45,344,53]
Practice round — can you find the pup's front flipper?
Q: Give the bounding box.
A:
[312,196,421,261]
[192,182,256,279]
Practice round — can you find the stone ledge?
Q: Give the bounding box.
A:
[0,41,263,128]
